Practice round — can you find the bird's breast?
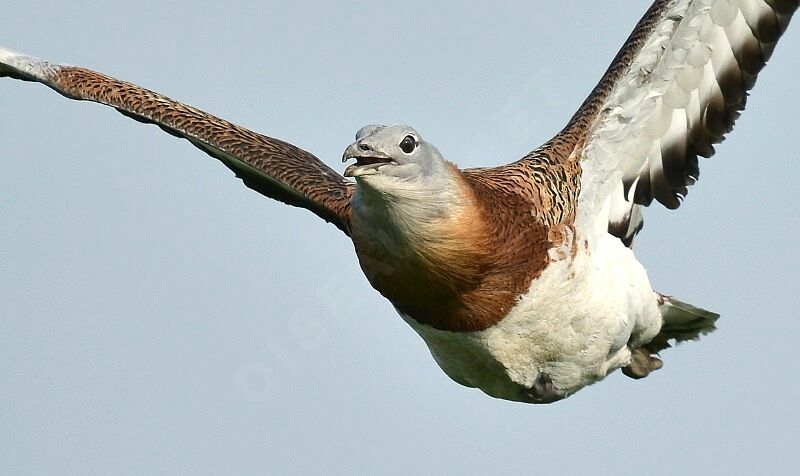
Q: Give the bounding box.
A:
[350,202,580,333]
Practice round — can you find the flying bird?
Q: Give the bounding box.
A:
[1,0,796,404]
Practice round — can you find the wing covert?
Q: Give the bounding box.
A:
[0,47,353,234]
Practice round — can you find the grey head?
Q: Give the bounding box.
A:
[341,125,449,183]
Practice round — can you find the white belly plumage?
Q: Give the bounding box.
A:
[401,234,662,403]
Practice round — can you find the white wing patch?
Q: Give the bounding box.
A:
[577,0,797,241]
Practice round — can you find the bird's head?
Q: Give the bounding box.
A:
[343,124,466,246]
[342,124,449,187]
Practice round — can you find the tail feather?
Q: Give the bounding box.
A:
[645,295,720,353]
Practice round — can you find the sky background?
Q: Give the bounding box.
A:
[1,1,798,474]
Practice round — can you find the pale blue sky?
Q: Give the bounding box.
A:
[1,1,798,474]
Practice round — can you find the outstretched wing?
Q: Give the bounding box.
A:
[555,0,797,244]
[0,47,353,235]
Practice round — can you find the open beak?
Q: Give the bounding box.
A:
[342,143,397,177]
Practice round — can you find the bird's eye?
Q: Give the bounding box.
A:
[399,135,417,154]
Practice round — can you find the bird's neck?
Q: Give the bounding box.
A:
[351,164,467,245]
[349,166,495,329]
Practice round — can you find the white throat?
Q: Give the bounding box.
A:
[350,167,464,250]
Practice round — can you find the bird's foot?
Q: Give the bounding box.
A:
[622,347,663,379]
[520,372,564,403]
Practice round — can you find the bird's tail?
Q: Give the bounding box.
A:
[645,294,720,353]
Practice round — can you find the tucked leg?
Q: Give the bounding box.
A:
[622,347,663,379]
[520,373,563,403]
